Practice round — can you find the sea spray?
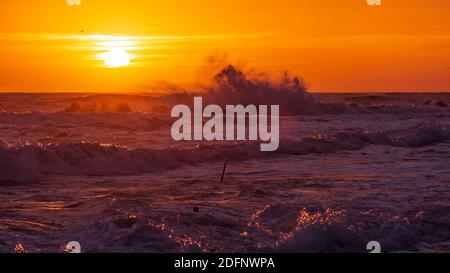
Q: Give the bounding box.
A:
[171,97,280,152]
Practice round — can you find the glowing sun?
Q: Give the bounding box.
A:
[97,48,133,68]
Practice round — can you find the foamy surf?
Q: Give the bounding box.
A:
[1,123,449,182]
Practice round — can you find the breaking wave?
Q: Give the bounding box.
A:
[9,203,447,253]
[0,65,346,115]
[1,124,449,183]
[155,65,350,115]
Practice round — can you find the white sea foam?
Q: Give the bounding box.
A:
[1,123,449,183]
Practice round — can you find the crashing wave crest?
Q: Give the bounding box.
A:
[1,124,449,182]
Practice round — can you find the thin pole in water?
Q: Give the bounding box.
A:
[220,162,227,183]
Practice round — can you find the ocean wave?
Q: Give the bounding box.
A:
[29,204,449,253]
[1,124,449,182]
[0,111,172,133]
[263,205,450,253]
[66,216,182,253]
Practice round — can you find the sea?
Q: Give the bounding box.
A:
[0,92,449,253]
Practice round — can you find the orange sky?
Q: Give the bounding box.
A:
[0,0,449,93]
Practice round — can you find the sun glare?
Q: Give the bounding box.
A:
[93,36,137,68]
[97,48,133,68]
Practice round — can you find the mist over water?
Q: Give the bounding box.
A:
[19,64,330,115]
